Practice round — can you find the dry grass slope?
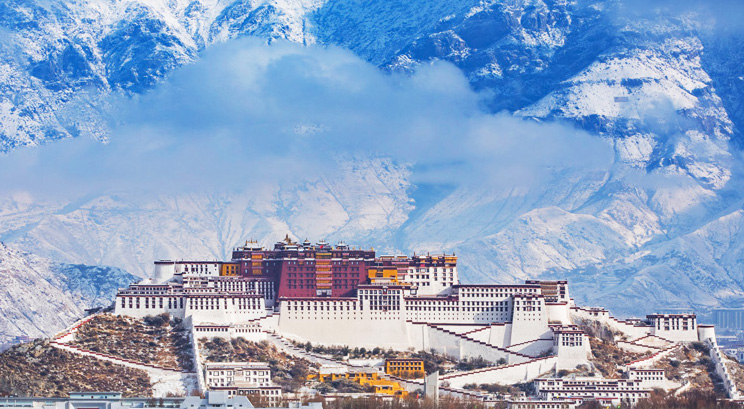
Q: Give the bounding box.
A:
[71,313,193,371]
[654,343,718,393]
[0,339,152,397]
[587,337,651,378]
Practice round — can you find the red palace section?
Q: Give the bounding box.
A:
[231,236,376,298]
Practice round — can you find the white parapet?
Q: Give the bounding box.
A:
[698,324,716,343]
[647,314,699,342]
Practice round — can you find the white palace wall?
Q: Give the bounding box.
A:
[707,339,740,399]
[511,295,550,345]
[276,288,562,364]
[546,303,571,324]
[440,357,558,388]
[648,315,699,342]
[115,295,186,319]
[486,324,512,347]
[698,325,716,343]
[278,310,412,349]
[437,324,512,346]
[433,325,490,336]
[421,324,466,358]
[554,335,591,370]
[116,294,268,324]
[185,296,267,324]
[570,307,651,340]
[460,336,527,364]
[192,324,266,343]
[277,310,543,365]
[418,324,522,363]
[511,339,554,357]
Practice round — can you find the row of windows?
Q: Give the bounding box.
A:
[284,311,509,323]
[122,297,184,309]
[387,362,423,368]
[187,298,262,310]
[543,391,649,398]
[654,318,695,330]
[287,266,363,272]
[194,326,260,333]
[408,268,455,273]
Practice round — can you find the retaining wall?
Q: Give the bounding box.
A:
[707,340,740,399]
[440,356,558,388]
[571,307,651,340]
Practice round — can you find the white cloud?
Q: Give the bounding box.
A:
[0,38,614,199]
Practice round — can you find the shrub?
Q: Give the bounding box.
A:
[455,356,493,371]
[691,342,709,354]
[143,315,165,327]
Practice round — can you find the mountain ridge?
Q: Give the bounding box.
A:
[1,0,744,320]
[0,241,137,346]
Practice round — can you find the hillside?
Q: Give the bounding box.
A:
[70,313,194,371]
[0,339,152,397]
[1,303,743,403]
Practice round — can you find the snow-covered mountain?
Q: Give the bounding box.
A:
[1,0,744,321]
[0,242,136,346]
[0,158,412,277]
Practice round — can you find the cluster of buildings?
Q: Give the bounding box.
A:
[533,371,662,405]
[504,368,668,408]
[0,392,318,409]
[308,370,409,397]
[111,237,723,407]
[115,238,584,361]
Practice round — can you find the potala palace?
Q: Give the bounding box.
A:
[111,237,736,407]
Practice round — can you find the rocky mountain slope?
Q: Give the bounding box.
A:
[1,0,744,320]
[0,158,412,277]
[0,242,137,346]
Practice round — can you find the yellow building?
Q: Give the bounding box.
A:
[367,267,400,284]
[385,359,425,379]
[308,371,408,397]
[362,377,407,396]
[220,262,240,276]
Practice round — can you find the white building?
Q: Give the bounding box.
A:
[277,281,575,365]
[626,368,666,389]
[182,392,316,409]
[115,265,273,324]
[150,261,221,282]
[550,325,591,370]
[205,362,273,387]
[507,400,577,409]
[647,314,698,342]
[534,378,651,406]
[0,392,318,409]
[204,363,282,404]
[570,308,714,345]
[404,263,458,296]
[193,323,266,342]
